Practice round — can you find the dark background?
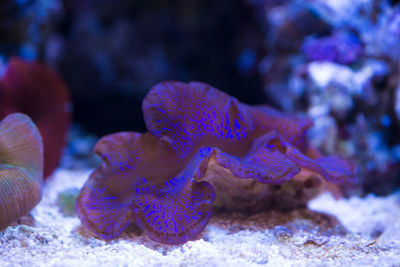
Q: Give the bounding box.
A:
[0,0,267,135]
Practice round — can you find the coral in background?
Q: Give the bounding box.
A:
[59,125,100,170]
[0,0,64,65]
[302,31,363,64]
[0,58,71,178]
[248,0,400,194]
[76,81,356,244]
[0,113,43,230]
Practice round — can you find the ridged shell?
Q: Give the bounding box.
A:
[0,113,43,230]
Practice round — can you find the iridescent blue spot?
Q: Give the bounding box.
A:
[234,119,241,129]
[266,143,274,149]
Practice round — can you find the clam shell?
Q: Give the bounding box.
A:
[0,113,43,230]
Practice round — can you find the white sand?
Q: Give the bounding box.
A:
[1,169,399,266]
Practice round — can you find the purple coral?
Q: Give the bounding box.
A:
[302,32,363,65]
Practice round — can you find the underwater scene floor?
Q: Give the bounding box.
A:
[0,169,399,266]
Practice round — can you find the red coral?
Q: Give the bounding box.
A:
[0,58,71,178]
